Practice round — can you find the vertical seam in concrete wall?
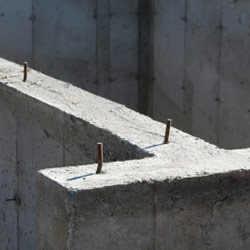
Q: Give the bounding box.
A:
[96,0,99,95]
[138,0,155,115]
[147,0,155,117]
[15,114,20,250]
[108,0,111,96]
[152,183,156,250]
[95,0,98,94]
[182,0,188,118]
[65,192,76,250]
[30,119,34,248]
[96,0,111,97]
[138,0,141,113]
[63,112,65,167]
[31,0,35,67]
[216,0,223,146]
[144,0,156,116]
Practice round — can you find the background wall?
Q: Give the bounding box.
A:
[0,0,145,111]
[152,0,250,149]
[0,0,249,149]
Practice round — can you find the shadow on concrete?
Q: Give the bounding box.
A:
[67,173,95,181]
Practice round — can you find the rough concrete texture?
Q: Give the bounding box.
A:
[0,58,148,250]
[1,0,250,149]
[37,143,250,249]
[0,96,17,250]
[38,170,250,250]
[0,58,243,249]
[0,57,249,249]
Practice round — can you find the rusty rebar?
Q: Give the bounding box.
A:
[164,119,172,144]
[23,62,28,82]
[96,142,103,174]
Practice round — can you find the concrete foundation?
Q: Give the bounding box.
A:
[0,58,147,249]
[1,0,250,149]
[38,168,250,250]
[0,58,249,249]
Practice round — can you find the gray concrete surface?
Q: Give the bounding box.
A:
[1,0,250,149]
[0,96,17,250]
[0,57,249,249]
[152,0,250,149]
[0,58,148,250]
[30,60,250,249]
[38,168,250,250]
[0,0,140,111]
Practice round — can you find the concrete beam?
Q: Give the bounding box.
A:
[0,57,249,249]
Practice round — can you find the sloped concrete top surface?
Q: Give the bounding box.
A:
[0,58,249,190]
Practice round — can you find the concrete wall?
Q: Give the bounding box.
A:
[37,169,250,250]
[0,0,142,111]
[0,95,17,250]
[1,0,249,149]
[152,0,250,149]
[0,58,148,250]
[1,58,250,250]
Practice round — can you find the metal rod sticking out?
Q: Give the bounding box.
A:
[164,119,172,144]
[96,142,103,174]
[23,62,28,82]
